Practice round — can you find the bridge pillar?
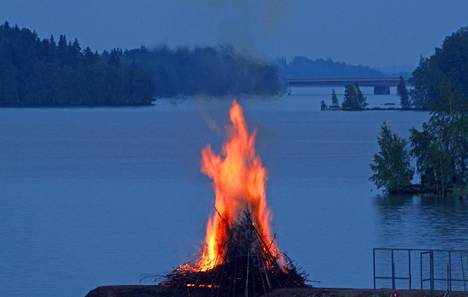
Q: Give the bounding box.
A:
[374,85,390,95]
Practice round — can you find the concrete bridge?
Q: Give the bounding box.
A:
[287,77,411,95]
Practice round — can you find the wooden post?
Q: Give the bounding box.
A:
[245,249,250,297]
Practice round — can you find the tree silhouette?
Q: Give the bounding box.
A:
[0,22,153,106]
[398,76,410,109]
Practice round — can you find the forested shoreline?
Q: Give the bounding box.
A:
[279,56,386,79]
[411,26,468,109]
[370,26,468,197]
[0,22,281,107]
[0,22,154,106]
[123,46,281,98]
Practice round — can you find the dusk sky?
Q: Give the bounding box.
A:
[1,0,467,70]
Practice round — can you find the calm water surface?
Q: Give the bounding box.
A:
[1,94,467,297]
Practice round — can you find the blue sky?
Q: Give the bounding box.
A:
[1,0,467,70]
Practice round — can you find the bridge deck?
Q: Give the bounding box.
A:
[287,78,409,87]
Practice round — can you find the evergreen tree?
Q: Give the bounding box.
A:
[0,22,154,106]
[370,123,414,193]
[355,84,366,108]
[320,100,328,111]
[398,76,410,109]
[331,89,339,106]
[108,49,121,67]
[57,35,68,66]
[0,41,18,104]
[342,84,356,109]
[69,38,81,67]
[83,47,98,65]
[342,84,365,110]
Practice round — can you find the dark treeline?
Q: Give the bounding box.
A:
[0,22,154,106]
[278,56,385,79]
[123,45,281,97]
[0,22,281,106]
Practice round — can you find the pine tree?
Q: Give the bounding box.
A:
[331,89,339,106]
[342,84,356,109]
[57,35,68,66]
[69,38,81,67]
[355,84,366,108]
[320,100,328,110]
[0,46,18,104]
[108,49,121,67]
[83,47,98,65]
[342,84,364,110]
[398,76,410,109]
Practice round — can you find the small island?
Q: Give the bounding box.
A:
[320,76,410,111]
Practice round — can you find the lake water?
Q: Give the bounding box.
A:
[1,92,467,297]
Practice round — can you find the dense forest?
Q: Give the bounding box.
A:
[0,22,281,106]
[411,26,468,109]
[278,56,384,79]
[123,46,281,97]
[0,22,154,106]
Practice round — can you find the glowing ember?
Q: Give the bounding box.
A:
[185,283,218,288]
[192,100,283,272]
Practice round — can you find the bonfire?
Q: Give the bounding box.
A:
[162,101,306,296]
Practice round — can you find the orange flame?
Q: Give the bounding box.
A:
[194,100,282,272]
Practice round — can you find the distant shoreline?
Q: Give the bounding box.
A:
[0,102,154,108]
[322,107,430,112]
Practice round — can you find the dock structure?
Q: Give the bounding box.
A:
[373,247,468,293]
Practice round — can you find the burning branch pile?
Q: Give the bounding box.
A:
[161,101,306,296]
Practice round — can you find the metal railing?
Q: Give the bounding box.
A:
[373,248,468,292]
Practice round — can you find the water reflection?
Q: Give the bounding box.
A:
[375,194,468,250]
